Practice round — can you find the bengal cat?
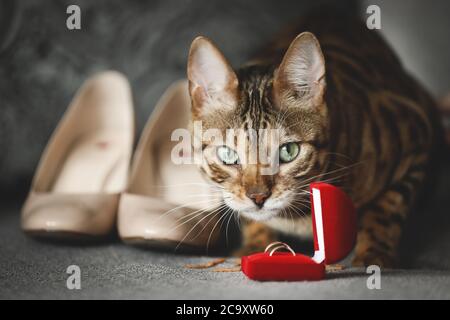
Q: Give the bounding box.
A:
[186,12,439,268]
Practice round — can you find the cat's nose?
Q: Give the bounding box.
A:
[246,191,271,208]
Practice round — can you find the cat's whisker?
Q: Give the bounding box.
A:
[288,202,308,219]
[287,207,296,233]
[174,204,228,251]
[291,189,312,195]
[150,182,224,189]
[291,200,311,211]
[290,198,310,205]
[305,162,360,181]
[206,207,232,252]
[234,210,242,231]
[175,214,220,252]
[156,198,222,221]
[311,171,354,185]
[286,204,299,223]
[188,204,229,242]
[225,209,235,247]
[186,204,227,240]
[295,161,364,187]
[174,201,224,223]
[181,193,224,199]
[292,197,311,203]
[171,202,226,230]
[216,207,234,249]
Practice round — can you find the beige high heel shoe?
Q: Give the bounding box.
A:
[21,71,134,239]
[118,80,222,251]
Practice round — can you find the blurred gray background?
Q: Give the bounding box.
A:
[1,0,450,299]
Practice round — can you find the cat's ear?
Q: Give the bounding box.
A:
[274,32,325,107]
[188,36,238,119]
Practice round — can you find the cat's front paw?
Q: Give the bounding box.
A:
[352,250,398,268]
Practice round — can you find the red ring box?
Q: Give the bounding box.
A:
[241,183,357,281]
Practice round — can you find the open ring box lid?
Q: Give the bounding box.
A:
[241,183,357,281]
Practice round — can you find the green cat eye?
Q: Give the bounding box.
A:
[279,142,300,163]
[217,146,239,165]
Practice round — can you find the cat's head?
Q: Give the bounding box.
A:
[187,32,329,221]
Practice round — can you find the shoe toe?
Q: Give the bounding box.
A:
[21,193,118,237]
[118,194,221,249]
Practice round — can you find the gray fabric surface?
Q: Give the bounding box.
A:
[1,203,450,300]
